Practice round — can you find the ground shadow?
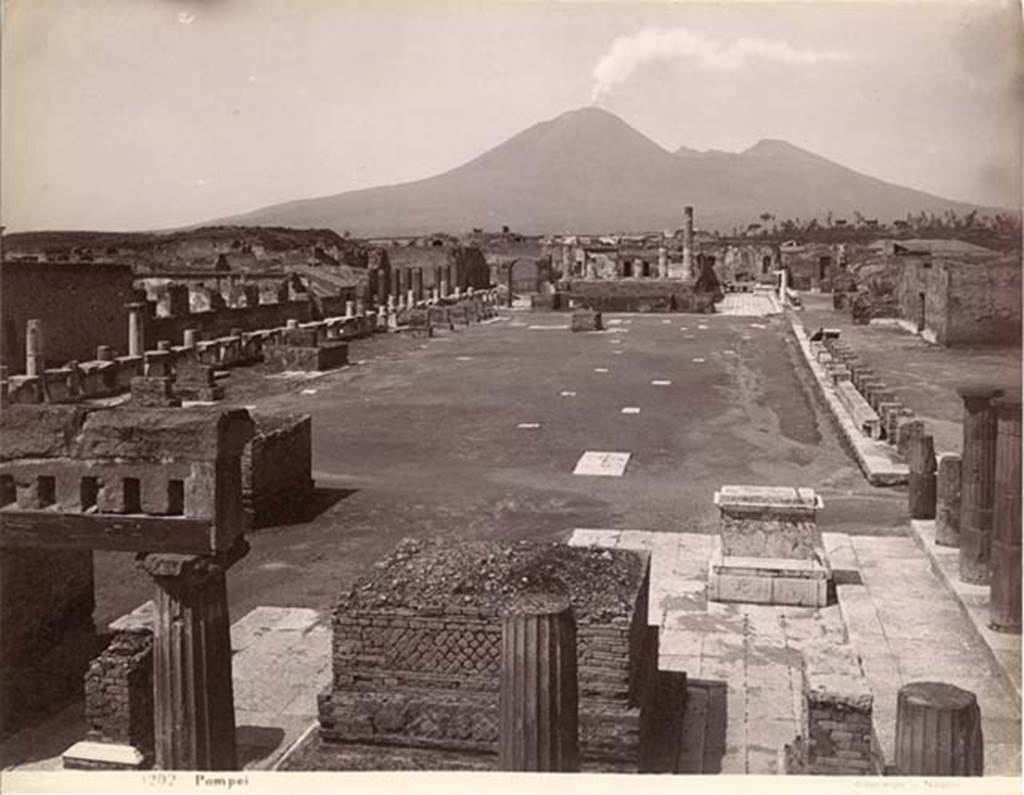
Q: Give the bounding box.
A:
[236,725,286,768]
[253,487,359,530]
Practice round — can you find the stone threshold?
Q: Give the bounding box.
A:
[909,519,1022,702]
[788,317,908,486]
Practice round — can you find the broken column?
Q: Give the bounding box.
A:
[681,206,694,282]
[935,453,963,547]
[25,318,44,376]
[498,594,580,772]
[989,389,1021,633]
[957,385,1002,584]
[894,682,983,776]
[182,329,198,349]
[126,303,146,358]
[907,434,937,520]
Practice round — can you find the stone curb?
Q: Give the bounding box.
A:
[908,519,1022,704]
[788,316,908,486]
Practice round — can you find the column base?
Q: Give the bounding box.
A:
[707,539,830,607]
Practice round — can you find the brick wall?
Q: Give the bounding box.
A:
[318,540,657,771]
[84,630,154,758]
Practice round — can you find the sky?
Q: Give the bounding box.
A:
[2,0,1021,232]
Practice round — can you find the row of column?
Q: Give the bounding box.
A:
[928,385,1021,633]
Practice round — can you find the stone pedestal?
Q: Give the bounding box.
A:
[498,595,579,772]
[935,453,962,547]
[989,391,1021,633]
[707,486,829,607]
[894,682,983,776]
[957,386,1002,585]
[139,542,247,770]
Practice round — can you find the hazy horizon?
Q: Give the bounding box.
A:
[2,0,1021,233]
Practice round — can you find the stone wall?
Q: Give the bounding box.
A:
[241,413,314,528]
[564,280,716,314]
[318,538,657,771]
[0,547,98,736]
[0,261,139,373]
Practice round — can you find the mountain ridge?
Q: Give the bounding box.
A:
[214,107,1002,235]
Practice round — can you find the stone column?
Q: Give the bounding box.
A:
[957,385,1002,584]
[908,434,937,520]
[182,329,198,349]
[413,268,424,302]
[989,390,1021,633]
[126,303,146,357]
[658,247,667,279]
[498,595,579,772]
[681,206,694,282]
[894,682,983,776]
[344,300,355,318]
[139,542,247,770]
[286,319,299,330]
[25,318,45,376]
[935,453,963,547]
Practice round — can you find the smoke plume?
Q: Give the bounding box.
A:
[590,28,849,103]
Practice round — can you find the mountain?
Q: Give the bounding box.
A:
[213,107,998,236]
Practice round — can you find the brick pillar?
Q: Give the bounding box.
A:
[989,390,1021,633]
[935,453,962,547]
[957,385,1002,584]
[498,595,579,772]
[894,682,983,776]
[681,206,694,282]
[126,303,146,357]
[138,542,247,770]
[908,434,937,519]
[25,318,45,376]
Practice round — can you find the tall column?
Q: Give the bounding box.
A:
[139,542,247,770]
[989,390,1021,633]
[498,595,579,772]
[958,385,1002,584]
[935,453,962,547]
[681,205,694,282]
[413,268,424,302]
[25,318,44,376]
[183,329,198,349]
[440,267,450,298]
[126,303,146,357]
[658,247,667,279]
[778,269,789,306]
[344,300,355,318]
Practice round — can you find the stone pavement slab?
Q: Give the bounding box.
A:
[823,531,1021,776]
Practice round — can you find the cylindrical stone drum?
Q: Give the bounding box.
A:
[989,390,1022,633]
[957,386,1003,585]
[894,682,983,776]
[935,453,963,547]
[908,434,937,520]
[499,594,579,772]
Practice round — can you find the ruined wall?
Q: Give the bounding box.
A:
[84,629,154,758]
[0,547,97,736]
[944,261,1022,347]
[241,413,313,528]
[318,539,657,771]
[565,280,716,313]
[1,261,138,373]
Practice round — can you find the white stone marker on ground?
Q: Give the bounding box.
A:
[559,391,576,397]
[573,451,631,477]
[517,423,541,429]
[456,356,473,361]
[594,367,609,373]
[621,407,641,414]
[301,389,317,395]
[692,358,706,363]
[651,380,672,386]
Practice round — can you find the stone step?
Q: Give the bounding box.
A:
[675,685,708,773]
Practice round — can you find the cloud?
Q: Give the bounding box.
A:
[590,28,850,103]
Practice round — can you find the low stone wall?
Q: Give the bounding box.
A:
[317,538,657,771]
[242,413,313,528]
[563,280,716,314]
[83,630,154,761]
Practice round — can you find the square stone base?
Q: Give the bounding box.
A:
[62,741,149,770]
[707,540,830,607]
